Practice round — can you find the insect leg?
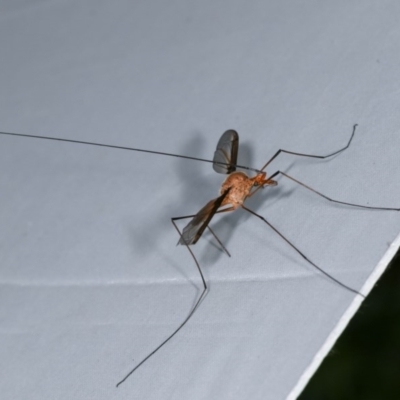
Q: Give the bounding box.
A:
[241,205,365,297]
[207,226,231,257]
[269,171,400,211]
[260,124,358,171]
[246,184,273,199]
[116,219,208,387]
[207,207,237,257]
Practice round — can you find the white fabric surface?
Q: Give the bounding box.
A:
[1,1,400,399]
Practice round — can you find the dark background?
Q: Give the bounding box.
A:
[299,248,400,399]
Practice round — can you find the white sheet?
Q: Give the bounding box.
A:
[1,1,400,399]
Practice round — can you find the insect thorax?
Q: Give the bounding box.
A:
[220,171,255,208]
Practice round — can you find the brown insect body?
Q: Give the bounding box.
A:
[220,171,277,209]
[179,130,280,246]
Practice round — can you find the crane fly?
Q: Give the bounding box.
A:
[1,125,399,387]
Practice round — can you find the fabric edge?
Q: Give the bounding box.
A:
[286,232,400,400]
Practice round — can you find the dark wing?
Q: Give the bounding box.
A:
[212,130,239,174]
[179,189,230,245]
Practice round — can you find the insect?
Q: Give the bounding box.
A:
[1,125,399,387]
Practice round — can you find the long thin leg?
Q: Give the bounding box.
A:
[116,219,208,387]
[173,212,232,257]
[269,171,400,211]
[241,205,364,297]
[207,226,231,257]
[207,207,238,257]
[247,184,269,199]
[260,124,358,171]
[0,130,259,173]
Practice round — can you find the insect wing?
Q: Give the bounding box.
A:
[179,189,230,245]
[212,129,239,174]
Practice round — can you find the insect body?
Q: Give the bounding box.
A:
[179,130,277,246]
[220,170,275,206]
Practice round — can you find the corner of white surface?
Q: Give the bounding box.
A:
[286,232,400,400]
